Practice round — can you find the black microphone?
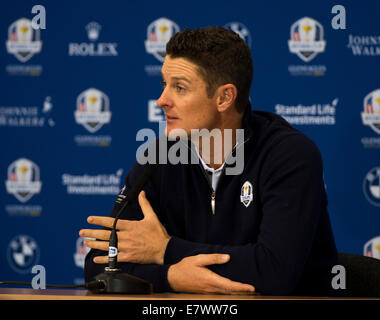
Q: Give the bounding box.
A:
[91,163,159,294]
[108,163,159,270]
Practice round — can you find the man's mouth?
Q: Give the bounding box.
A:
[165,115,179,120]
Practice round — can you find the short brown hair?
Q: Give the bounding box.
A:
[166,27,253,113]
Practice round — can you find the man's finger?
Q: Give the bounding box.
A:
[93,253,133,264]
[138,191,158,220]
[87,216,115,228]
[191,253,231,267]
[93,255,108,264]
[211,274,255,294]
[83,239,109,251]
[87,216,126,230]
[79,229,110,241]
[198,266,255,294]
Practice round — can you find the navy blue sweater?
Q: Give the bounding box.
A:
[84,109,339,296]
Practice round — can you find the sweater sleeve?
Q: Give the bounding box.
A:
[84,162,173,293]
[164,134,329,295]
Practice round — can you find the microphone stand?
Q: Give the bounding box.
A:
[90,164,159,294]
[91,198,152,293]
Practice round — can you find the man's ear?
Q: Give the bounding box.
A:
[216,84,237,112]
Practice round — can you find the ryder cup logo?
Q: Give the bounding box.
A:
[5,158,42,203]
[363,167,380,207]
[6,18,42,62]
[240,181,253,208]
[145,17,180,62]
[364,236,380,259]
[7,235,40,274]
[362,89,380,134]
[74,88,111,133]
[288,17,326,62]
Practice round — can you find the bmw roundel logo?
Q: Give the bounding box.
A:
[224,22,252,48]
[7,235,40,274]
[363,167,380,207]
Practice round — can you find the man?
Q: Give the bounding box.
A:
[81,27,339,296]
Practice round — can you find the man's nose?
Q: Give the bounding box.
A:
[156,89,170,109]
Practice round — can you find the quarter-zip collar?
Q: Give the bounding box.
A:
[189,103,254,215]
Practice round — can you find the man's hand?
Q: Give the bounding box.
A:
[79,191,171,265]
[167,254,255,295]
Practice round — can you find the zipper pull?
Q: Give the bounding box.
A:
[211,191,216,215]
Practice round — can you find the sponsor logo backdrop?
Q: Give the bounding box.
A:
[1,0,379,285]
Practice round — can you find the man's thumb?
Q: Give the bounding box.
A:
[195,254,230,267]
[138,190,157,220]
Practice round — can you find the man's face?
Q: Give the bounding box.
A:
[157,55,219,136]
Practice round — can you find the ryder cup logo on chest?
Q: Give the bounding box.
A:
[240,181,253,208]
[5,158,42,203]
[288,17,326,62]
[145,17,180,62]
[74,88,111,133]
[362,89,380,135]
[6,18,42,62]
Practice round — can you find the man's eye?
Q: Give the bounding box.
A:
[176,86,185,93]
[160,81,166,88]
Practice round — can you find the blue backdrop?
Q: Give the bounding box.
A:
[1,0,379,286]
